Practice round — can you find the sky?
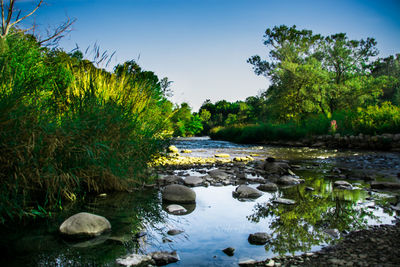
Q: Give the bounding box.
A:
[18,0,400,111]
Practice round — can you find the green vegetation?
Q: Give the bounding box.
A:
[201,25,400,142]
[0,31,176,223]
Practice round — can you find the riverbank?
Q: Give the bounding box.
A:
[246,223,400,267]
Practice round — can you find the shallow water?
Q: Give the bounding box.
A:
[1,137,399,266]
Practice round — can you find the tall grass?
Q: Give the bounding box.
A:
[0,33,169,223]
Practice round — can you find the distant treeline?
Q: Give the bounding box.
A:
[198,25,400,141]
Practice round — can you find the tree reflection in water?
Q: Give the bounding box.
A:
[247,178,379,255]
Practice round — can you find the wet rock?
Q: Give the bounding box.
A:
[183,176,203,187]
[272,198,296,205]
[232,185,263,199]
[150,251,180,265]
[248,232,271,245]
[116,253,154,266]
[180,149,192,153]
[277,175,303,186]
[222,247,235,256]
[168,145,179,153]
[305,187,315,191]
[215,153,230,158]
[166,204,187,215]
[257,182,278,192]
[167,229,184,236]
[233,156,254,162]
[370,181,400,190]
[162,184,196,204]
[59,212,111,238]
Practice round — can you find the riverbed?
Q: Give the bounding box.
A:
[1,137,399,266]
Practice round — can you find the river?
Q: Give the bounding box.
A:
[1,137,399,266]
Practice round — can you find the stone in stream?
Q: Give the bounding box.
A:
[214,153,230,158]
[162,184,196,204]
[116,253,154,266]
[150,251,180,265]
[180,149,192,153]
[262,160,291,175]
[248,232,271,245]
[158,175,184,185]
[232,185,263,199]
[166,204,187,215]
[334,180,353,190]
[222,247,235,256]
[277,175,303,186]
[257,182,278,192]
[272,198,296,205]
[183,176,203,187]
[208,169,230,180]
[167,229,184,236]
[239,259,258,266]
[59,212,111,238]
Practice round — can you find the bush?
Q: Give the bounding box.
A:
[0,34,169,223]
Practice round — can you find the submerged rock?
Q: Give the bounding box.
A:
[272,198,296,205]
[183,176,203,187]
[167,229,184,236]
[257,182,278,192]
[59,212,111,238]
[162,184,196,204]
[232,185,263,199]
[150,251,180,265]
[248,232,271,245]
[166,204,187,215]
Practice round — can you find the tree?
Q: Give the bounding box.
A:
[0,0,75,45]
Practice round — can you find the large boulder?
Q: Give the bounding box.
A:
[233,185,262,199]
[262,161,291,175]
[162,184,196,204]
[183,176,204,187]
[208,169,229,180]
[59,212,111,238]
[158,175,183,185]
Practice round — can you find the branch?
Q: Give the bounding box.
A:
[38,17,76,45]
[9,0,43,28]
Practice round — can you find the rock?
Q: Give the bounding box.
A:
[208,169,229,180]
[150,251,179,265]
[272,198,296,205]
[239,259,258,266]
[180,149,192,153]
[257,182,278,192]
[167,229,184,236]
[166,204,187,215]
[59,212,111,238]
[222,247,235,256]
[248,232,271,245]
[183,176,203,187]
[116,254,154,266]
[277,175,303,186]
[162,184,196,204]
[168,145,179,153]
[262,161,290,175]
[265,259,275,267]
[158,175,184,185]
[305,187,315,191]
[370,181,400,190]
[214,153,230,158]
[233,156,254,162]
[232,185,263,199]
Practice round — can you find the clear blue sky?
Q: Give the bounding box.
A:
[19,0,400,111]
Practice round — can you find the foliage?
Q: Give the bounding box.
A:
[0,33,170,223]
